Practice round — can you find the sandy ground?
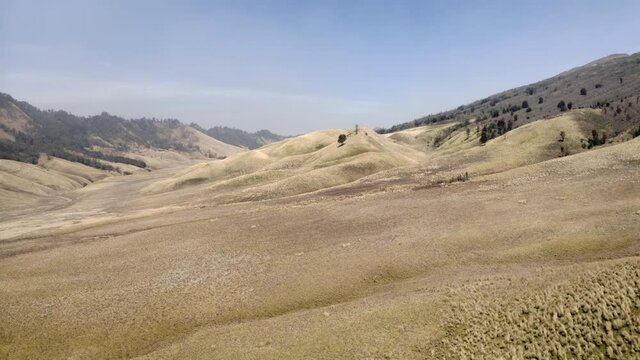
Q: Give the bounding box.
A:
[0,118,639,359]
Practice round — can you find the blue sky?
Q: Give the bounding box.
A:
[1,0,639,135]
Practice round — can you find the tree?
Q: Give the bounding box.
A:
[538,97,544,104]
[522,100,529,108]
[337,134,347,144]
[588,129,599,148]
[557,100,567,112]
[580,88,587,96]
[480,126,489,144]
[355,124,359,134]
[567,102,573,110]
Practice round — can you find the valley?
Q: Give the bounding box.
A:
[1,107,639,358]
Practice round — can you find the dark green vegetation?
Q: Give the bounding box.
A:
[0,94,206,170]
[203,126,285,149]
[377,53,640,140]
[479,118,513,144]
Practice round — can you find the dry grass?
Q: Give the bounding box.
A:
[169,126,243,158]
[142,128,426,200]
[0,102,32,132]
[439,261,640,359]
[0,128,15,142]
[0,158,99,197]
[0,112,639,359]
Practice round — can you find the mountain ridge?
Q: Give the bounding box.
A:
[202,125,286,150]
[0,93,245,171]
[378,52,640,137]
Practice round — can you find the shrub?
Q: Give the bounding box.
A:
[557,100,567,112]
[538,97,543,104]
[580,87,587,96]
[337,134,347,144]
[587,129,605,148]
[438,263,640,359]
[480,126,489,144]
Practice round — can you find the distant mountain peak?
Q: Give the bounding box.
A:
[204,126,286,149]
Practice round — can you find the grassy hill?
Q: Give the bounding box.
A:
[143,127,426,201]
[386,109,610,175]
[0,93,243,172]
[2,116,638,359]
[143,108,626,203]
[379,53,640,138]
[2,77,640,358]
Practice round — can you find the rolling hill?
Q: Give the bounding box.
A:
[142,127,426,201]
[142,106,633,205]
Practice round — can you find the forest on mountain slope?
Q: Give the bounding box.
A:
[377,53,640,141]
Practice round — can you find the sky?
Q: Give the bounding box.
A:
[1,0,639,135]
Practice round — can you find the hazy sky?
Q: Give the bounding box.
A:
[1,0,639,135]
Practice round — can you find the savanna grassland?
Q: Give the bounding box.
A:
[1,109,639,359]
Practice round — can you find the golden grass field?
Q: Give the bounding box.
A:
[1,110,639,359]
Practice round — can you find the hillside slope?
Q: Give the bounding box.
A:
[0,155,112,212]
[143,128,426,201]
[385,109,609,177]
[0,93,244,171]
[142,109,623,203]
[379,52,640,137]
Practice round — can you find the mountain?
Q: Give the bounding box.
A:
[3,56,640,359]
[379,52,640,137]
[203,125,286,149]
[0,93,243,172]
